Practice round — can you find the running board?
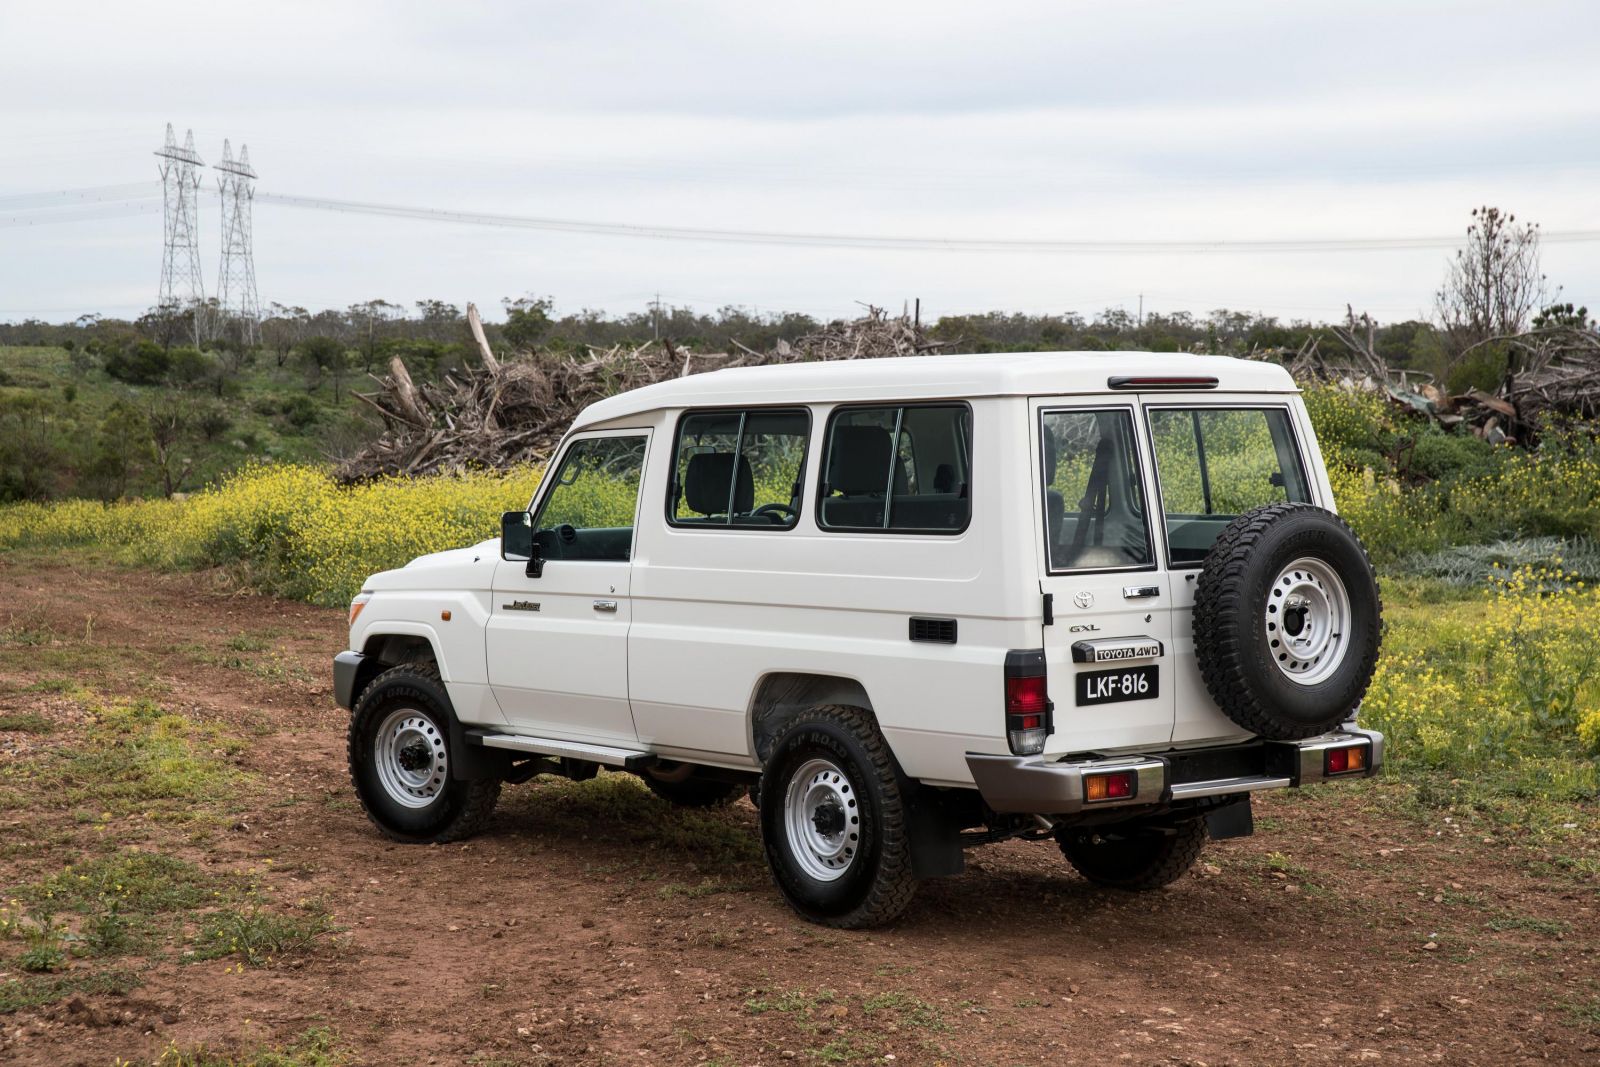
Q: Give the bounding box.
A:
[464,731,652,771]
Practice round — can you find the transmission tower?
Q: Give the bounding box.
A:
[154,124,206,342]
[214,139,261,343]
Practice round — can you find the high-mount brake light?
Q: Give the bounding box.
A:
[1084,770,1136,802]
[1003,651,1052,756]
[1106,375,1220,390]
[1325,744,1368,776]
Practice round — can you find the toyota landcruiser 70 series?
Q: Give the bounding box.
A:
[334,352,1383,928]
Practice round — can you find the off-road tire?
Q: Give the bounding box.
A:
[1193,503,1383,741]
[641,767,741,808]
[759,705,918,928]
[347,664,501,843]
[1057,818,1207,890]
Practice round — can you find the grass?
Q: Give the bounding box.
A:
[506,772,762,869]
[0,696,244,821]
[0,711,54,732]
[147,1026,349,1067]
[190,905,335,966]
[0,969,141,1013]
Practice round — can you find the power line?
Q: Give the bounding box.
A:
[8,179,1600,256]
[252,189,1600,255]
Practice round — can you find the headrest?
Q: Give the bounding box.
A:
[1043,428,1058,479]
[684,452,753,516]
[828,425,893,494]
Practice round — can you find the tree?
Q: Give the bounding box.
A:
[1436,206,1548,381]
[502,295,553,351]
[263,303,311,368]
[348,299,402,372]
[300,336,351,400]
[86,400,153,501]
[144,400,195,499]
[103,339,172,385]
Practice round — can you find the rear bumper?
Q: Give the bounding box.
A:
[333,650,365,710]
[965,726,1384,815]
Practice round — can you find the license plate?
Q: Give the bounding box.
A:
[1075,665,1159,706]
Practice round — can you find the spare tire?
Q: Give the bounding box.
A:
[1192,503,1382,741]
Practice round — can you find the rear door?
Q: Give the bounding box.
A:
[1142,401,1316,744]
[1032,400,1175,752]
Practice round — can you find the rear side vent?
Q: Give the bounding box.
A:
[909,617,958,644]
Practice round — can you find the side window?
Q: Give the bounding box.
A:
[1149,407,1311,564]
[818,404,970,532]
[1040,409,1153,571]
[531,434,647,562]
[669,408,809,528]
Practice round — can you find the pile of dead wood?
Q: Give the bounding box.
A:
[1253,306,1600,444]
[338,304,954,480]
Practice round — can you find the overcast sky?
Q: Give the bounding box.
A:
[2,0,1598,326]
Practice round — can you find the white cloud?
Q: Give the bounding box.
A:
[1,0,1597,323]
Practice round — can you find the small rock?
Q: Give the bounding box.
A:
[1422,942,1438,951]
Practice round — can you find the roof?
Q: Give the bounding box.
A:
[572,351,1298,430]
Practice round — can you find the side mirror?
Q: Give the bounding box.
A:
[500,511,533,560]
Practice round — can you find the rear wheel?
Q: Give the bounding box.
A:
[348,664,500,843]
[759,706,917,928]
[1056,818,1206,890]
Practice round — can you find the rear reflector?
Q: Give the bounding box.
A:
[1085,771,1136,802]
[1325,744,1367,776]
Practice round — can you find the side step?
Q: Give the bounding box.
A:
[464,731,652,771]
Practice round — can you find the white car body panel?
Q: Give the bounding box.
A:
[343,351,1330,790]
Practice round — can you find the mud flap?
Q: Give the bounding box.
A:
[1204,796,1254,840]
[452,722,513,781]
[908,790,965,878]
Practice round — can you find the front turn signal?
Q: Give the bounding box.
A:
[349,592,372,626]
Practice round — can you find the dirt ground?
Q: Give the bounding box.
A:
[0,555,1597,1066]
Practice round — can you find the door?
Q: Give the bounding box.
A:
[487,430,650,743]
[1143,402,1316,744]
[1033,401,1175,752]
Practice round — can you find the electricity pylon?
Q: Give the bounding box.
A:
[154,124,206,343]
[214,139,260,343]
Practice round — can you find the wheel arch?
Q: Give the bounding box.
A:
[747,672,874,764]
[353,629,444,709]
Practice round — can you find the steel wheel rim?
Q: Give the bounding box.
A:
[1264,556,1350,685]
[373,707,448,808]
[783,757,860,882]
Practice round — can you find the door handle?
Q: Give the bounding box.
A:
[592,599,618,613]
[1122,585,1161,599]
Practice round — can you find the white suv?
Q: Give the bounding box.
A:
[334,352,1384,927]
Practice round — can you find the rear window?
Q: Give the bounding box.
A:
[669,408,809,528]
[818,404,970,532]
[1040,409,1153,571]
[1148,407,1311,564]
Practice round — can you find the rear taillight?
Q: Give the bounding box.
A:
[1084,771,1136,802]
[1004,651,1052,755]
[1325,744,1367,776]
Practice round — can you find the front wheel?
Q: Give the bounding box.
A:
[758,706,917,928]
[348,664,500,843]
[1056,818,1206,891]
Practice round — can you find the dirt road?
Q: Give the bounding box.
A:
[0,555,1596,1065]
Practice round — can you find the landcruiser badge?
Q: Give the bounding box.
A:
[1072,590,1094,610]
[503,600,541,612]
